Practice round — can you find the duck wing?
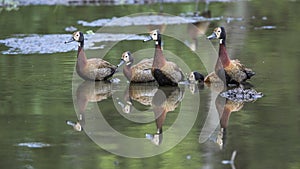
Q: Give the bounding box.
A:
[226,59,255,82]
[164,61,185,82]
[87,58,117,80]
[231,59,255,80]
[131,58,155,82]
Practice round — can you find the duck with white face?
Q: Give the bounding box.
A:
[205,27,255,86]
[117,51,155,83]
[188,71,205,83]
[143,30,185,86]
[207,27,226,44]
[65,31,118,81]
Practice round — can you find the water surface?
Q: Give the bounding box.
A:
[0,1,300,169]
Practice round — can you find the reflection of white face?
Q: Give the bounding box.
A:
[152,134,160,146]
[73,31,81,41]
[150,30,159,41]
[189,84,197,94]
[213,27,222,39]
[217,130,223,150]
[123,104,131,114]
[74,122,82,131]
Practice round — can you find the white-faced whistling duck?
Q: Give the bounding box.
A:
[117,51,155,83]
[143,30,185,86]
[65,31,117,81]
[188,71,205,84]
[205,27,255,85]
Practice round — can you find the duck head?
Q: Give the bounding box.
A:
[65,31,84,46]
[207,27,226,44]
[143,29,161,45]
[117,51,133,67]
[188,71,204,83]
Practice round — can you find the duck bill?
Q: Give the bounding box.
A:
[117,59,125,67]
[207,33,217,40]
[64,37,75,44]
[143,36,153,42]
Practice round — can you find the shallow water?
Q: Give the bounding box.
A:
[0,1,300,169]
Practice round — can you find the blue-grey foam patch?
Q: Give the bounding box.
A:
[17,142,51,148]
[77,15,221,27]
[0,33,147,55]
[254,26,277,30]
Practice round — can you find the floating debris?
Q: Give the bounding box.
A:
[226,17,243,23]
[77,15,221,27]
[262,16,268,20]
[254,26,276,30]
[0,33,147,54]
[64,26,77,32]
[17,142,51,148]
[186,154,192,160]
[220,88,263,102]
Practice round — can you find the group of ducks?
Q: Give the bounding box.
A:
[65,26,255,87]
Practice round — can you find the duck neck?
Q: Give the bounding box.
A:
[123,64,132,81]
[77,42,87,68]
[218,40,230,68]
[153,40,166,68]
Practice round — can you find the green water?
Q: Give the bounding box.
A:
[1,1,300,169]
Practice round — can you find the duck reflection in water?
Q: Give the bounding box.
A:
[146,86,185,145]
[206,87,263,149]
[187,71,205,94]
[66,81,115,131]
[214,94,244,149]
[186,9,211,51]
[118,83,157,114]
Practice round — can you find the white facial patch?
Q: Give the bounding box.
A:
[151,30,159,41]
[213,27,222,39]
[189,72,195,81]
[73,32,80,41]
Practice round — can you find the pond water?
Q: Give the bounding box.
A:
[1,1,300,169]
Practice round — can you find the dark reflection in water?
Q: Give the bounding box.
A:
[146,86,185,145]
[215,94,244,149]
[118,83,158,114]
[186,9,211,51]
[67,81,116,131]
